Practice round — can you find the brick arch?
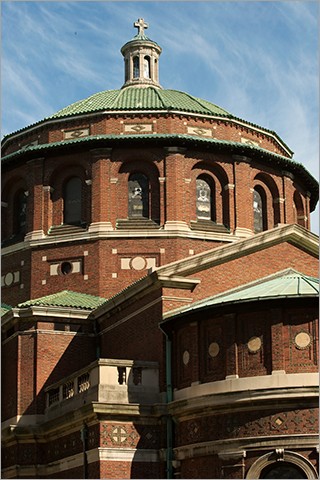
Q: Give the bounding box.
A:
[2,176,28,241]
[118,160,161,223]
[253,172,281,228]
[293,190,306,227]
[48,165,90,228]
[112,148,164,166]
[191,162,230,227]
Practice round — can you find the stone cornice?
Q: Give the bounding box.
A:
[170,372,319,417]
[154,224,319,278]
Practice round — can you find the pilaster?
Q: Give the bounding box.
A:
[25,158,45,240]
[163,147,189,231]
[232,155,254,235]
[89,148,113,232]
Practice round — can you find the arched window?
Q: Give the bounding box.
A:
[253,187,267,233]
[196,177,215,221]
[128,173,149,219]
[143,56,150,78]
[260,462,306,479]
[133,56,139,78]
[63,177,82,225]
[13,190,27,235]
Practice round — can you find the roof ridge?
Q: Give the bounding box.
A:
[17,289,107,308]
[152,87,167,108]
[167,89,230,116]
[190,93,231,116]
[108,88,124,109]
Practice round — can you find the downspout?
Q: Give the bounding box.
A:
[80,423,88,479]
[159,326,173,479]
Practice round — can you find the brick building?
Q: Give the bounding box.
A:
[1,18,319,479]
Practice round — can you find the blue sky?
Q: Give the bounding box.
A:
[1,1,319,232]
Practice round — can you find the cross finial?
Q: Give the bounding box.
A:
[134,18,148,35]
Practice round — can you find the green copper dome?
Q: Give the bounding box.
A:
[48,86,232,120]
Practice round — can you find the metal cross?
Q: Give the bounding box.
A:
[134,18,148,35]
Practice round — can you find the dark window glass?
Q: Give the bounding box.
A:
[261,462,306,479]
[133,56,139,78]
[64,177,82,225]
[253,189,263,233]
[196,177,212,220]
[14,190,27,234]
[125,58,129,81]
[144,56,150,78]
[128,173,149,218]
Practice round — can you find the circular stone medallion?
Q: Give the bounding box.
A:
[182,350,190,365]
[130,256,147,270]
[208,342,220,358]
[247,336,262,353]
[4,272,14,286]
[294,331,311,349]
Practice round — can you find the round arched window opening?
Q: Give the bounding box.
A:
[261,462,307,479]
[246,450,317,479]
[61,261,73,275]
[63,177,82,225]
[196,176,215,221]
[128,173,149,219]
[253,187,267,233]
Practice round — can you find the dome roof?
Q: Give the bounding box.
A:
[48,86,232,120]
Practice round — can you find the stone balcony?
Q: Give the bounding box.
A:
[45,358,161,421]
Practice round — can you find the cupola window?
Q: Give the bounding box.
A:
[196,177,215,221]
[128,173,149,218]
[143,56,150,78]
[63,177,82,225]
[133,56,139,78]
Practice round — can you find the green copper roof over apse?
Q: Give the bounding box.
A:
[162,269,319,321]
[49,87,232,119]
[18,290,107,310]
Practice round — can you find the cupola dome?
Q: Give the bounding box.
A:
[121,18,162,89]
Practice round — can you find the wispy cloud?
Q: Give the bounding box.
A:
[2,1,318,230]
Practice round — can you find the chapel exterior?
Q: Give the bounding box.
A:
[1,19,319,479]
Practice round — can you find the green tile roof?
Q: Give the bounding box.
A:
[18,290,107,310]
[49,87,231,119]
[1,303,12,317]
[163,269,319,321]
[121,32,160,49]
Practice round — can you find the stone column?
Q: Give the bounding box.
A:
[159,177,166,226]
[163,147,189,231]
[224,183,235,232]
[232,155,254,237]
[42,186,54,235]
[25,157,45,241]
[273,196,286,227]
[88,148,113,233]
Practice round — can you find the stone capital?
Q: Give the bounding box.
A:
[90,148,112,160]
[164,146,187,155]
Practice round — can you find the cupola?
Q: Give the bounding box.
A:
[121,18,162,89]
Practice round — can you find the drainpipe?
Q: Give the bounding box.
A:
[80,423,88,479]
[159,326,173,479]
